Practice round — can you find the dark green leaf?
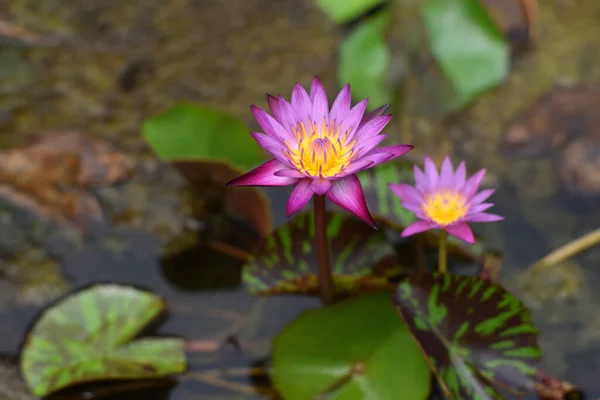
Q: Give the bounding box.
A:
[393,272,541,400]
[142,103,264,170]
[315,0,384,24]
[272,292,431,400]
[358,161,484,261]
[21,284,186,397]
[339,9,392,110]
[242,211,397,296]
[423,0,509,102]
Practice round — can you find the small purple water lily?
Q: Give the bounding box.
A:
[226,77,413,227]
[388,156,503,244]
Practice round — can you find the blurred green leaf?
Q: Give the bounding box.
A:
[242,211,397,296]
[423,0,509,103]
[272,292,431,400]
[339,10,392,110]
[142,103,264,170]
[315,0,384,24]
[393,272,541,399]
[21,284,186,397]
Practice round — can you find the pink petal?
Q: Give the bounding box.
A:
[340,144,412,177]
[445,223,475,244]
[309,77,329,124]
[251,105,296,145]
[353,134,388,158]
[311,178,332,195]
[274,168,306,178]
[354,114,392,140]
[469,188,495,205]
[266,94,282,121]
[463,169,486,198]
[358,104,391,129]
[454,161,466,188]
[401,220,433,237]
[291,83,312,122]
[423,156,439,188]
[439,156,454,186]
[250,132,285,154]
[339,99,369,143]
[226,159,299,187]
[414,166,428,192]
[372,144,413,160]
[326,175,375,227]
[329,84,351,123]
[286,179,314,217]
[469,203,493,213]
[389,183,423,205]
[277,95,301,132]
[467,213,504,223]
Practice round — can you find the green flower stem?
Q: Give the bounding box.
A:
[314,195,334,305]
[438,230,448,274]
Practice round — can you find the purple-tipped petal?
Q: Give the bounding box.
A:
[423,156,439,188]
[286,179,314,217]
[341,144,412,177]
[372,144,413,159]
[250,132,285,154]
[401,220,432,237]
[467,213,504,223]
[311,178,332,195]
[277,95,301,132]
[266,94,282,121]
[329,84,351,123]
[226,159,299,187]
[359,104,391,128]
[439,156,454,186]
[463,169,486,198]
[454,161,466,188]
[469,203,494,213]
[338,159,375,177]
[414,166,428,192]
[339,98,369,142]
[354,114,392,140]
[469,188,495,205]
[274,168,306,178]
[251,105,296,144]
[445,223,475,244]
[291,83,312,121]
[389,183,423,205]
[310,78,329,124]
[353,134,388,158]
[326,175,375,227]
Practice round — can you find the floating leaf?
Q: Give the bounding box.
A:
[393,272,541,399]
[423,0,509,103]
[315,0,384,24]
[142,103,264,170]
[339,9,392,109]
[242,211,397,296]
[272,292,431,400]
[21,284,186,397]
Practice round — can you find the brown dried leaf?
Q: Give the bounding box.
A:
[535,370,584,400]
[0,19,59,47]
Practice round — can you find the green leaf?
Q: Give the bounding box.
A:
[358,161,484,261]
[272,292,431,400]
[339,10,391,110]
[315,0,384,24]
[142,103,264,170]
[242,211,397,296]
[20,284,186,397]
[393,273,541,399]
[423,0,509,103]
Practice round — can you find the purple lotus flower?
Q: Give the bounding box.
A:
[388,156,503,244]
[226,77,413,226]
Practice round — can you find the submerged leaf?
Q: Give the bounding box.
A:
[20,284,186,397]
[339,9,392,109]
[142,103,265,170]
[423,0,509,102]
[272,292,431,400]
[242,211,397,296]
[393,273,541,399]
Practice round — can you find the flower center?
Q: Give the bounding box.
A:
[286,120,356,177]
[422,190,469,225]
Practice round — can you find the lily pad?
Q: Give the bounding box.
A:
[315,0,384,24]
[393,272,541,399]
[142,103,265,170]
[339,9,392,109]
[423,0,509,103]
[242,211,397,296]
[272,292,431,400]
[20,284,186,397]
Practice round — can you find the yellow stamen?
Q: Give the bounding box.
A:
[422,190,469,225]
[286,119,356,177]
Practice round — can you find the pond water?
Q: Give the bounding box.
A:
[0,0,599,399]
